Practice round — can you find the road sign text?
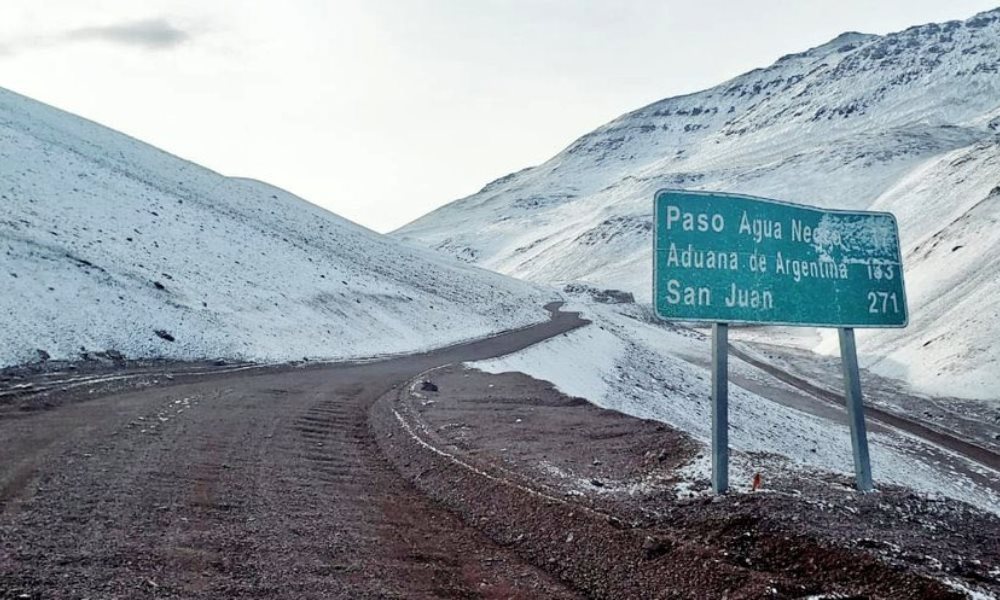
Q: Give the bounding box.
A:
[653,190,908,327]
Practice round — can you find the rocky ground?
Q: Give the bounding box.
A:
[376,365,1000,599]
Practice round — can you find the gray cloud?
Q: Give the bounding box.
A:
[63,18,191,50]
[0,18,194,59]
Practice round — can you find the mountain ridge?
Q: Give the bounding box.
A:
[394,8,1000,399]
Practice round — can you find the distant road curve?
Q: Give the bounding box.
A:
[728,344,1000,474]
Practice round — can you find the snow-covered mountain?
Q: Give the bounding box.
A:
[0,87,553,368]
[395,9,1000,399]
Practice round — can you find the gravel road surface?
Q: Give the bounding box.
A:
[0,305,586,599]
[3,303,998,599]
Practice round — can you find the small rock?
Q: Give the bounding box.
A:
[154,330,175,342]
[420,380,439,392]
[642,535,673,559]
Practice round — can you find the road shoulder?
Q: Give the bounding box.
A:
[374,364,1000,599]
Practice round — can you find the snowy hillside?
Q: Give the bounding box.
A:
[471,301,1000,514]
[841,140,1000,397]
[396,8,1000,399]
[0,87,552,368]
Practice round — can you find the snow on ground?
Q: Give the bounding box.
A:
[397,9,1000,401]
[846,141,1000,399]
[0,86,553,367]
[471,301,1000,514]
[945,579,999,600]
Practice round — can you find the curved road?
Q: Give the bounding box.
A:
[728,344,1000,473]
[4,303,998,598]
[0,305,587,599]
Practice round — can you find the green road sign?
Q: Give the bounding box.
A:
[653,190,908,328]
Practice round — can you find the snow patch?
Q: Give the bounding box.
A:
[472,304,1000,514]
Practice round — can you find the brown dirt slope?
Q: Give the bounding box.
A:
[375,364,1000,599]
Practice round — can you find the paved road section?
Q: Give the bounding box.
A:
[0,305,587,599]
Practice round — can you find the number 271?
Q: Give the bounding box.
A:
[867,291,899,314]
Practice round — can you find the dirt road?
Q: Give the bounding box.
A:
[3,303,998,599]
[666,326,1000,498]
[0,305,587,599]
[727,344,1000,471]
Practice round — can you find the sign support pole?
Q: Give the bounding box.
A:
[711,322,729,494]
[654,191,907,497]
[838,327,874,492]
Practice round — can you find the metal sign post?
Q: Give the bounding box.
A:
[711,323,729,494]
[652,189,908,495]
[838,328,874,492]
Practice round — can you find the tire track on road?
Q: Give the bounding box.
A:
[0,304,588,599]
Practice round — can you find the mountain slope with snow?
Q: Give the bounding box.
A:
[844,140,1000,397]
[471,301,1000,513]
[0,87,552,367]
[396,9,1000,399]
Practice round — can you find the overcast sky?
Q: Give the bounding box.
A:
[3,1,998,232]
